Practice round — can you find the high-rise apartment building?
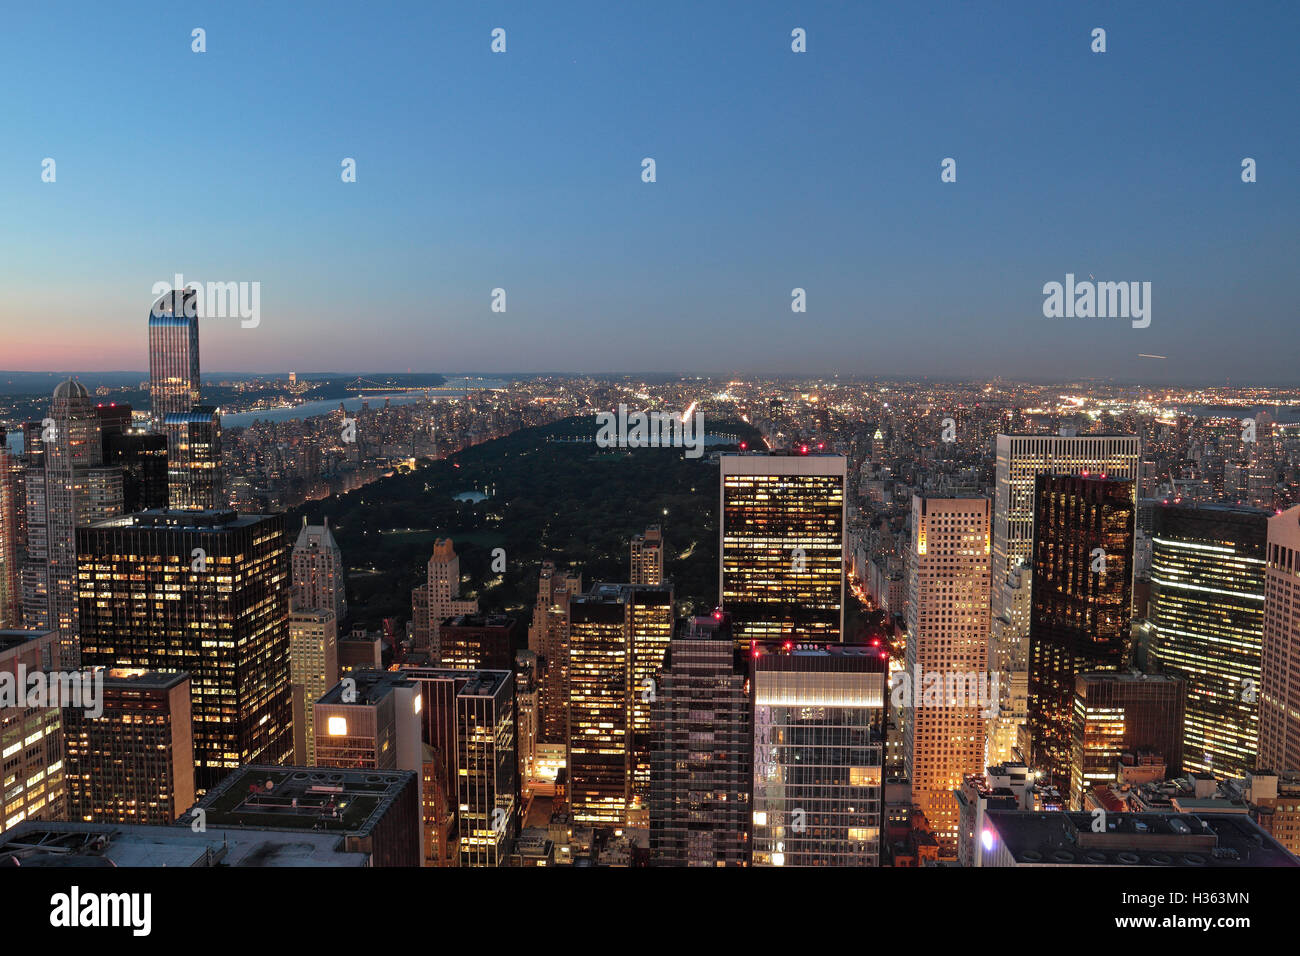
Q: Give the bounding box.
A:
[630,525,664,585]
[649,611,752,866]
[1148,504,1268,777]
[1258,505,1300,771]
[720,452,846,649]
[527,561,582,744]
[291,517,347,624]
[148,289,201,430]
[438,613,520,671]
[415,539,478,657]
[1069,672,1185,809]
[751,642,886,866]
[1027,476,1136,795]
[77,509,293,793]
[63,668,196,825]
[0,440,18,627]
[904,495,991,852]
[289,608,338,766]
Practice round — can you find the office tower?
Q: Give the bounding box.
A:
[103,429,168,512]
[627,583,673,825]
[992,434,1140,626]
[395,665,520,866]
[630,524,664,585]
[148,289,201,429]
[438,613,520,671]
[77,509,293,794]
[1148,504,1268,777]
[27,379,122,667]
[751,642,886,867]
[419,538,478,657]
[289,608,338,765]
[165,406,223,510]
[649,611,753,866]
[0,628,64,830]
[903,496,991,853]
[988,562,1032,764]
[291,517,347,624]
[955,775,1023,867]
[567,585,634,825]
[180,765,421,867]
[1259,505,1300,771]
[0,441,17,627]
[63,669,196,825]
[1069,672,1185,809]
[1247,412,1278,510]
[1027,475,1135,795]
[720,452,847,649]
[527,561,582,744]
[973,809,1298,868]
[338,633,383,673]
[314,669,422,772]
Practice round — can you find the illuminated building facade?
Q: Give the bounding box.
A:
[394,665,519,867]
[0,439,17,627]
[63,669,195,824]
[1258,505,1300,771]
[76,509,293,794]
[630,524,664,585]
[438,613,520,671]
[628,583,673,825]
[649,611,752,866]
[289,608,338,766]
[291,518,347,623]
[567,585,633,825]
[0,629,64,832]
[751,643,886,867]
[526,562,581,744]
[1148,504,1267,777]
[1027,475,1135,795]
[1069,672,1185,809]
[164,407,223,511]
[992,433,1140,635]
[720,453,846,649]
[904,495,991,853]
[314,669,422,772]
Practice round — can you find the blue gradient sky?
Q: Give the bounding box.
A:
[1,1,1296,383]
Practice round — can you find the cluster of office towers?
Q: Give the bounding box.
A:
[0,289,223,665]
[7,362,1300,866]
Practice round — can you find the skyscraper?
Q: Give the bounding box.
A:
[290,608,338,766]
[0,438,18,627]
[418,538,478,657]
[630,524,664,585]
[903,495,991,852]
[63,668,196,825]
[649,611,752,866]
[1148,504,1268,777]
[526,561,581,744]
[720,452,846,649]
[1258,505,1300,771]
[164,406,223,511]
[751,642,887,867]
[1027,475,1136,795]
[0,628,65,831]
[628,583,673,825]
[567,584,634,825]
[26,379,122,667]
[394,665,520,867]
[992,433,1140,625]
[1069,671,1185,808]
[148,289,201,430]
[291,517,347,623]
[77,509,293,793]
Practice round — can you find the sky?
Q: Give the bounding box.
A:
[0,1,1297,383]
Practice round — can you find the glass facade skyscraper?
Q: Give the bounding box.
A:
[751,643,886,867]
[1148,503,1268,778]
